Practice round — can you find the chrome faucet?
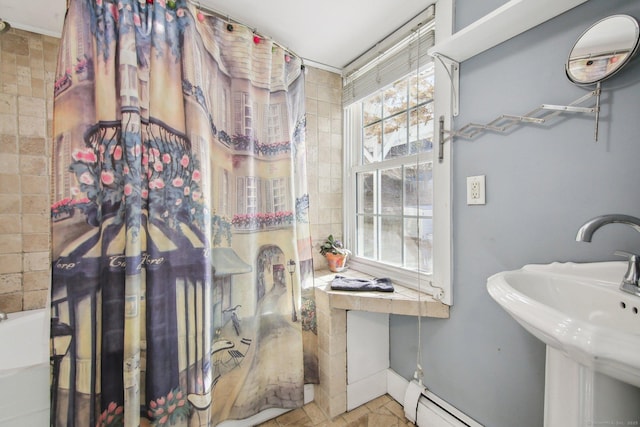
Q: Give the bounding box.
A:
[0,311,7,322]
[576,214,640,297]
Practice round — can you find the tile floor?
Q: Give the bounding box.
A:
[256,394,414,427]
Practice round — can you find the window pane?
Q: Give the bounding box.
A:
[383,112,408,160]
[408,104,434,154]
[356,172,376,214]
[363,122,382,164]
[404,164,433,213]
[404,163,433,273]
[247,176,258,214]
[380,216,402,266]
[381,168,402,215]
[409,67,435,107]
[404,218,433,273]
[363,93,382,126]
[383,78,408,117]
[272,178,286,212]
[356,215,376,258]
[350,57,441,280]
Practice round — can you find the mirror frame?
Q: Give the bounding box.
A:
[566,14,640,86]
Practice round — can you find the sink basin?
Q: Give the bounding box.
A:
[487,261,640,388]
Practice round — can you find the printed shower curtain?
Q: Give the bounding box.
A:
[50,0,316,425]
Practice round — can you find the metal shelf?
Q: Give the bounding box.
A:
[437,84,600,161]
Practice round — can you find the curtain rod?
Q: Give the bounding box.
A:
[186,0,307,68]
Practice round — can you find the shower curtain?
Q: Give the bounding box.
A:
[50,0,316,425]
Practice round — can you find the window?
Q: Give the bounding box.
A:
[355,67,435,267]
[343,1,453,304]
[269,177,288,212]
[193,43,204,87]
[220,88,229,133]
[219,169,229,215]
[236,176,260,215]
[56,133,71,201]
[265,104,283,143]
[246,176,258,214]
[234,92,253,136]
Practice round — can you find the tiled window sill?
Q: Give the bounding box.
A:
[313,268,449,318]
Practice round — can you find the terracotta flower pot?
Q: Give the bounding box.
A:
[325,252,348,273]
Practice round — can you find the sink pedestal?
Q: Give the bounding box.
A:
[544,347,640,426]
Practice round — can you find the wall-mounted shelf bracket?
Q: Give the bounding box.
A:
[432,53,460,117]
[438,83,601,162]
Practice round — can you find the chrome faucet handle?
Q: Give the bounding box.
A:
[614,250,640,296]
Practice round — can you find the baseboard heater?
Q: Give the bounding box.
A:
[393,370,483,427]
[415,390,482,427]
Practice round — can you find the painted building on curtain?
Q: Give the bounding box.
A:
[181,18,313,330]
[51,0,97,259]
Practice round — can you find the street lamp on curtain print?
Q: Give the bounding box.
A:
[287,259,297,322]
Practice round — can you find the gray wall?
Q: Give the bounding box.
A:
[390,1,640,426]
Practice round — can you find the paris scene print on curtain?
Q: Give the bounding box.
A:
[50,0,317,425]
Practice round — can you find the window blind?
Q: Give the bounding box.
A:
[342,5,436,107]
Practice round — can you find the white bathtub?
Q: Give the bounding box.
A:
[0,309,50,426]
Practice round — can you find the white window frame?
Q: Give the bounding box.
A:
[265,104,283,143]
[246,176,259,215]
[234,92,253,136]
[270,177,288,212]
[220,88,229,134]
[236,176,261,215]
[343,0,453,305]
[219,168,229,215]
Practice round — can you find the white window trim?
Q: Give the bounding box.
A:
[343,0,454,305]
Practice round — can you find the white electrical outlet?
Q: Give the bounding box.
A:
[467,175,486,205]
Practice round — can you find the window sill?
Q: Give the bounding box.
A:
[313,268,449,318]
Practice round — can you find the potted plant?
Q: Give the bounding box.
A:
[319,235,351,272]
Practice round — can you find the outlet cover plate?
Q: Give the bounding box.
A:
[467,175,486,205]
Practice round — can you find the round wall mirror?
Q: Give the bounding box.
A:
[566,14,640,85]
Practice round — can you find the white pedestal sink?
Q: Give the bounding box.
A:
[487,261,640,426]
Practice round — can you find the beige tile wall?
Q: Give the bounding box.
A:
[304,66,344,271]
[0,28,58,313]
[0,30,343,313]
